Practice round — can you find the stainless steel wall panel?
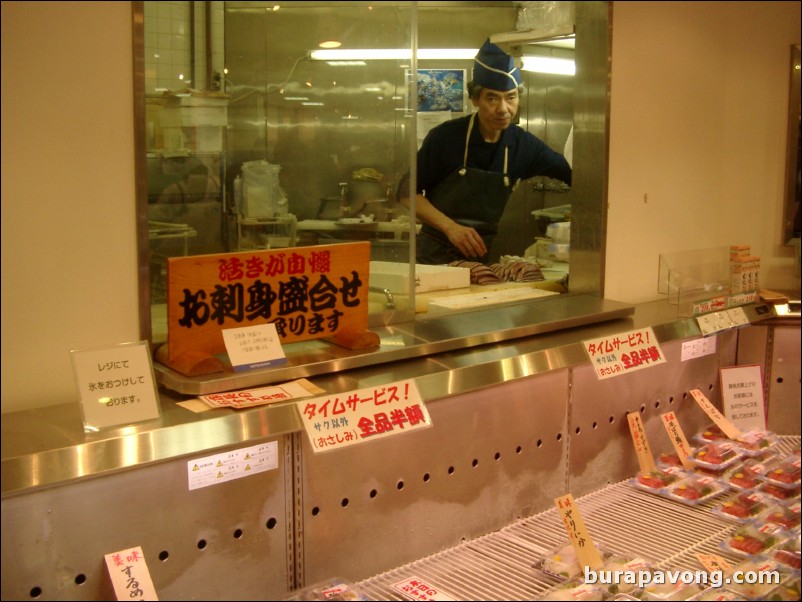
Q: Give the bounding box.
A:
[766,325,801,435]
[1,436,294,601]
[567,337,728,497]
[297,372,569,586]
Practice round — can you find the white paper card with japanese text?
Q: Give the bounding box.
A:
[71,341,161,431]
[297,379,431,453]
[720,365,767,430]
[104,546,158,601]
[223,323,287,371]
[392,576,456,601]
[583,326,666,380]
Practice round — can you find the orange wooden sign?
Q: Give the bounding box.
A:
[166,242,370,364]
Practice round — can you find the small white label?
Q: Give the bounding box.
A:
[681,337,717,361]
[187,441,278,490]
[223,323,287,371]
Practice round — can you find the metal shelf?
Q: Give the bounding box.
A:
[356,437,800,600]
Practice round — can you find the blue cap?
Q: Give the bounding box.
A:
[472,39,522,91]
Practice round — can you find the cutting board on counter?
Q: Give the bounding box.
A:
[387,281,564,314]
[426,284,560,315]
[369,261,470,294]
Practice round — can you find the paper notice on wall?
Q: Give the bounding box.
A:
[719,365,767,431]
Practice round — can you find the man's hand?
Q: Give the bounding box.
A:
[443,222,487,258]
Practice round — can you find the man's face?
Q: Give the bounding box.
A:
[472,87,519,133]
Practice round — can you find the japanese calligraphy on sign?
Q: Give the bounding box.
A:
[719,365,766,430]
[197,379,321,410]
[166,242,370,365]
[554,493,604,570]
[627,412,657,474]
[582,327,665,380]
[71,341,161,430]
[392,577,457,601]
[297,379,431,453]
[660,411,695,470]
[104,546,158,600]
[695,553,733,573]
[689,389,742,439]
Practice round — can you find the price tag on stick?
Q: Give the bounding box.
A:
[660,411,695,470]
[554,493,604,571]
[689,389,742,439]
[627,412,657,474]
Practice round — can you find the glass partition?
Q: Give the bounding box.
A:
[137,1,610,353]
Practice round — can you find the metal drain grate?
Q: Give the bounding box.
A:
[356,436,800,601]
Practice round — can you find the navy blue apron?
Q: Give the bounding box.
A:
[417,113,515,265]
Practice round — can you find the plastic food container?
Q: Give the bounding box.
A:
[689,442,743,472]
[657,452,686,469]
[541,578,605,601]
[722,558,792,600]
[536,542,611,580]
[723,457,773,491]
[712,491,770,523]
[757,481,801,501]
[771,534,801,571]
[695,424,729,444]
[759,501,801,532]
[666,474,729,505]
[598,555,654,597]
[284,577,368,601]
[688,586,747,601]
[630,468,684,494]
[720,523,784,557]
[733,429,779,457]
[639,573,703,601]
[761,457,802,489]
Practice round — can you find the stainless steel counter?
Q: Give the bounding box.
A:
[0,296,777,497]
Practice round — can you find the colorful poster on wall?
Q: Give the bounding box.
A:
[166,242,370,364]
[414,69,466,112]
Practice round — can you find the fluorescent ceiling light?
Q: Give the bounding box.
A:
[521,56,575,76]
[325,61,367,67]
[310,48,478,61]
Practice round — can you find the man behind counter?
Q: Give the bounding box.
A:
[398,39,572,265]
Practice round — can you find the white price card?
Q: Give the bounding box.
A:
[187,441,278,490]
[71,341,161,431]
[104,546,158,601]
[222,323,287,372]
[297,379,431,453]
[696,311,735,336]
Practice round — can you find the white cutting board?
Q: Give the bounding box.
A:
[369,261,471,294]
[426,285,559,315]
